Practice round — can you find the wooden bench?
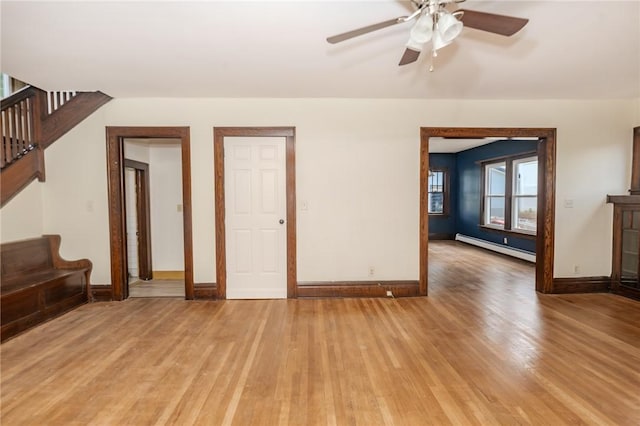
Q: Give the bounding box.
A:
[1,235,92,342]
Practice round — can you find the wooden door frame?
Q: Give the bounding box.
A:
[124,159,152,280]
[106,127,194,300]
[420,127,556,295]
[214,127,297,299]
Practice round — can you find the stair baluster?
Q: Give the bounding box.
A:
[47,91,77,115]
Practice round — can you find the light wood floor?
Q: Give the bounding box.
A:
[1,241,639,425]
[129,279,185,298]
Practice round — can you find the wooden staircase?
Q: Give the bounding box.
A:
[1,86,111,206]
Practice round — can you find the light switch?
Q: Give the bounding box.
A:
[301,201,309,211]
[564,199,574,208]
[177,204,183,212]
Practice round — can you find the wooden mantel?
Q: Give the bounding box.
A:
[607,195,640,204]
[606,129,640,301]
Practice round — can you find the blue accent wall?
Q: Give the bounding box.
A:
[429,139,538,253]
[428,153,457,236]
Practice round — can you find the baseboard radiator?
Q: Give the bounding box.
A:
[454,233,536,263]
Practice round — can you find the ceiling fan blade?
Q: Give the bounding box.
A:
[457,9,529,36]
[327,17,406,44]
[398,48,421,66]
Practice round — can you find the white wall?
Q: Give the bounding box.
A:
[124,139,149,163]
[122,139,184,272]
[149,143,184,271]
[2,98,637,285]
[41,109,112,283]
[0,179,43,242]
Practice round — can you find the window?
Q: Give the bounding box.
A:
[482,155,537,234]
[484,162,506,227]
[0,74,27,99]
[512,157,538,232]
[428,168,448,215]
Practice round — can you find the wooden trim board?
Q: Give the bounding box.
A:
[153,271,185,280]
[551,277,610,294]
[297,281,420,298]
[194,283,217,300]
[90,285,113,302]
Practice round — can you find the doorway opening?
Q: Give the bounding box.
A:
[123,139,186,298]
[420,127,556,295]
[106,127,194,300]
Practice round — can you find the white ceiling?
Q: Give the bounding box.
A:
[428,137,539,152]
[429,137,501,152]
[1,1,639,99]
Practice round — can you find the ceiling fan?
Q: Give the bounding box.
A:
[326,0,529,70]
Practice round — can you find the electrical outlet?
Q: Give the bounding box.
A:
[573,265,580,274]
[368,266,375,277]
[386,290,393,297]
[503,237,508,244]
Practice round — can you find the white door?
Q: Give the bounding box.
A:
[124,167,139,280]
[224,137,287,299]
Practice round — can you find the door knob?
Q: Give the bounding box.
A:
[279,219,285,224]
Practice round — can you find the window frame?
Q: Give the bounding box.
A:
[511,156,538,234]
[480,152,538,236]
[483,161,507,229]
[427,167,450,216]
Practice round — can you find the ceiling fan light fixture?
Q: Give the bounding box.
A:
[325,1,528,70]
[435,11,463,47]
[432,29,450,51]
[437,12,462,43]
[406,11,434,51]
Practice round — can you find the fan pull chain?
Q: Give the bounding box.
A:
[429,48,437,72]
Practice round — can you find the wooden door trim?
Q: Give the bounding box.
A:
[420,127,556,295]
[214,127,296,299]
[124,159,152,280]
[106,127,194,300]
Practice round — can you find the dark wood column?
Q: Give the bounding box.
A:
[630,127,640,195]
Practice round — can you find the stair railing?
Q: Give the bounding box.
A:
[1,87,40,170]
[1,85,110,206]
[0,87,79,169]
[46,91,77,115]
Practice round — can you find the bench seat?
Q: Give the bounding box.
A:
[2,269,83,293]
[1,235,91,342]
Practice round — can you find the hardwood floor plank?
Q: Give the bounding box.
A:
[1,242,639,425]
